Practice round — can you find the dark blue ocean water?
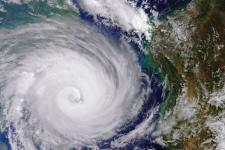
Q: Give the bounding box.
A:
[0,0,192,149]
[128,0,192,15]
[0,129,11,150]
[46,2,166,148]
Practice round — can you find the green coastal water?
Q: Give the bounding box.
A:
[0,0,78,29]
[0,0,175,118]
[0,1,187,149]
[143,32,182,116]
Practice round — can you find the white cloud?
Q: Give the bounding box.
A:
[156,87,197,139]
[208,87,225,108]
[207,112,225,150]
[75,0,151,40]
[5,0,21,4]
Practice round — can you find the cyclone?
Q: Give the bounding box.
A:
[0,15,163,149]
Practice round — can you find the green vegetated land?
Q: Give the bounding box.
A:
[148,0,225,149]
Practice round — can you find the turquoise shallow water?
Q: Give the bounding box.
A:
[0,1,191,149]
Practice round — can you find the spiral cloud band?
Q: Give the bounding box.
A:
[0,16,159,149]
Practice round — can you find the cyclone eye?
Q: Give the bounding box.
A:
[0,14,163,150]
[58,87,82,104]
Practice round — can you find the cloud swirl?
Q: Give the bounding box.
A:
[0,16,159,149]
